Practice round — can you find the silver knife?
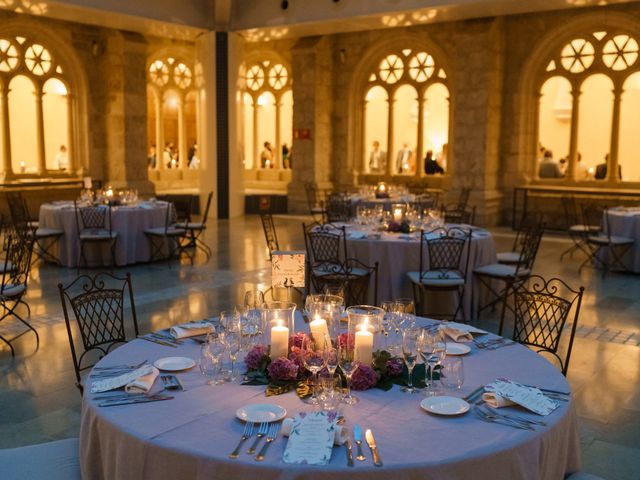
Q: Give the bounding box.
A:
[345,439,354,467]
[365,429,383,467]
[353,425,366,461]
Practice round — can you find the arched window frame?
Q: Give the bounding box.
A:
[240,56,292,171]
[531,23,640,184]
[0,35,75,178]
[146,54,198,171]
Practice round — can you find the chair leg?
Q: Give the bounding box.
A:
[497,283,512,336]
[0,333,15,356]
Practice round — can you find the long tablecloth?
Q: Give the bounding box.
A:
[606,207,640,272]
[81,318,581,480]
[345,228,496,320]
[38,201,168,267]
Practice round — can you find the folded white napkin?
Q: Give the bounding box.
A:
[482,391,517,408]
[170,322,214,339]
[91,365,155,393]
[482,379,558,416]
[125,367,160,394]
[281,418,349,445]
[348,231,367,240]
[439,322,486,343]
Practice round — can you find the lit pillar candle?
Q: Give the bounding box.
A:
[270,319,289,359]
[309,316,330,349]
[354,320,373,365]
[393,207,403,223]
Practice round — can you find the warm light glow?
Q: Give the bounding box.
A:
[257,93,268,106]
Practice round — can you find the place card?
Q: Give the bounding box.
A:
[90,365,155,394]
[272,251,306,288]
[282,411,338,465]
[484,378,559,416]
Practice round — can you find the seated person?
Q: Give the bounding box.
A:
[595,154,622,180]
[538,150,563,178]
[424,150,444,175]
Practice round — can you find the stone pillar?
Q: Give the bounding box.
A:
[177,93,187,170]
[275,96,282,169]
[608,83,623,183]
[155,91,165,171]
[0,84,13,180]
[35,86,46,174]
[416,95,425,178]
[252,101,259,171]
[386,97,395,177]
[288,36,334,213]
[566,86,581,182]
[66,93,76,174]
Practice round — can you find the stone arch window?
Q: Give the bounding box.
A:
[537,30,640,182]
[363,48,450,177]
[0,35,74,177]
[240,59,293,171]
[146,55,199,171]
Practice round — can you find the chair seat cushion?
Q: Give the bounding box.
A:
[186,222,205,230]
[407,270,465,287]
[145,227,186,236]
[35,227,64,238]
[313,265,368,278]
[587,234,634,245]
[474,263,530,278]
[0,260,15,273]
[0,438,80,480]
[80,229,117,240]
[1,283,26,298]
[569,224,600,233]
[496,251,521,264]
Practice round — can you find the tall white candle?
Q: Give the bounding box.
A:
[309,316,330,349]
[270,319,289,359]
[393,207,403,223]
[354,320,373,365]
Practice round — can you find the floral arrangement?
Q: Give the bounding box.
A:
[242,332,419,397]
[387,220,414,234]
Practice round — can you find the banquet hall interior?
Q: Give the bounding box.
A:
[1,1,640,479]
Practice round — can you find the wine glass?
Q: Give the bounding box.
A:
[220,310,241,333]
[419,329,447,396]
[338,335,359,405]
[300,335,326,405]
[220,330,241,382]
[323,335,339,376]
[401,327,421,393]
[244,289,265,310]
[394,298,415,314]
[199,340,225,386]
[243,290,265,343]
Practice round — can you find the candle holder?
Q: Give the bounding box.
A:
[391,203,407,223]
[375,182,389,199]
[261,301,296,360]
[307,294,344,348]
[346,305,384,367]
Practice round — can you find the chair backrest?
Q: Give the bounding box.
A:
[303,223,347,269]
[510,212,544,253]
[419,227,471,278]
[580,203,605,235]
[561,195,579,229]
[75,202,111,232]
[414,192,439,211]
[515,222,545,273]
[304,182,322,210]
[200,191,214,227]
[1,234,34,294]
[6,193,31,236]
[325,193,351,223]
[58,271,139,389]
[260,213,280,259]
[458,188,471,209]
[512,275,584,375]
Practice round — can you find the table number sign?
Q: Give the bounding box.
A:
[271,251,306,288]
[282,412,337,465]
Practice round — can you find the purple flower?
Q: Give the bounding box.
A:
[338,333,354,349]
[385,358,404,377]
[350,364,378,390]
[267,357,299,381]
[245,344,269,371]
[289,332,308,349]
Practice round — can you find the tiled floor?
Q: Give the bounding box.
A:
[0,215,639,479]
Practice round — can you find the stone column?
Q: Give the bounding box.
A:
[608,83,623,183]
[275,95,282,169]
[66,93,76,173]
[155,91,165,170]
[177,93,187,170]
[252,99,259,171]
[35,85,46,174]
[566,86,581,182]
[416,94,425,178]
[386,96,395,177]
[0,83,13,180]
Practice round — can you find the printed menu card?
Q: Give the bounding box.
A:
[484,378,559,416]
[282,411,337,465]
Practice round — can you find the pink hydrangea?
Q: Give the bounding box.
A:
[289,332,308,349]
[338,333,355,349]
[245,344,269,371]
[267,357,299,381]
[350,364,378,390]
[385,358,404,377]
[288,346,306,376]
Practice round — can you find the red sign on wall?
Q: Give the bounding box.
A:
[293,128,312,140]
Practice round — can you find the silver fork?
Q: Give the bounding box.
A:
[255,422,281,461]
[482,405,546,427]
[474,406,533,430]
[247,422,268,454]
[229,423,253,459]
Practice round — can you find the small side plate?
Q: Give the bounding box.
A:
[421,396,470,416]
[446,343,471,356]
[236,403,287,423]
[153,356,196,372]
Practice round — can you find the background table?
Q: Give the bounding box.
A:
[345,227,497,320]
[605,207,640,272]
[38,201,168,267]
[81,317,581,480]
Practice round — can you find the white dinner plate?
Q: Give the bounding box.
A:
[236,403,287,423]
[421,396,470,416]
[446,343,471,356]
[153,356,196,372]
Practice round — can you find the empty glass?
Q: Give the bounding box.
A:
[440,356,464,391]
[401,327,421,394]
[300,335,326,405]
[220,330,241,382]
[199,340,225,386]
[419,329,447,396]
[338,336,359,405]
[317,373,341,412]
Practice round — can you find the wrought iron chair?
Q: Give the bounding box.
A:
[413,192,440,211]
[75,202,118,273]
[441,187,471,224]
[325,192,351,223]
[407,226,471,321]
[497,212,544,266]
[303,223,378,306]
[11,197,63,266]
[304,182,327,223]
[474,222,545,333]
[144,202,192,266]
[580,204,634,275]
[183,191,213,259]
[260,212,280,260]
[0,234,38,356]
[560,195,599,260]
[58,271,139,393]
[510,275,584,375]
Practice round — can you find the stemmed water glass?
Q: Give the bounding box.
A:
[401,327,421,393]
[300,335,326,405]
[243,290,265,343]
[199,336,226,385]
[338,335,359,405]
[323,335,339,376]
[220,330,241,382]
[419,329,447,396]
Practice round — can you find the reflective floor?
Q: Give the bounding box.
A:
[0,215,638,479]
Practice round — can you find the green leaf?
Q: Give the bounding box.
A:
[266,380,296,396]
[295,381,312,399]
[375,377,393,391]
[242,370,269,385]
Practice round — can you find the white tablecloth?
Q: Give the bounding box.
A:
[345,227,496,320]
[606,207,640,272]
[38,201,168,267]
[80,316,581,480]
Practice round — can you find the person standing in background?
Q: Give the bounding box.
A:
[396,142,413,174]
[369,140,386,173]
[55,145,68,170]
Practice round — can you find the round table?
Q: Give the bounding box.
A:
[80,318,581,480]
[38,201,168,268]
[344,226,497,321]
[605,207,640,272]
